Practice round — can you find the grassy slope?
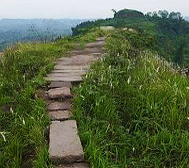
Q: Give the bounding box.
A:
[73,30,189,167]
[0,30,105,168]
[0,38,73,168]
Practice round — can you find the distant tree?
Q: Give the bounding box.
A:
[169,12,182,20]
[152,11,159,18]
[158,10,169,19]
[112,9,117,18]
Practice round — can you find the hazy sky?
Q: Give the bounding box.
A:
[0,0,188,19]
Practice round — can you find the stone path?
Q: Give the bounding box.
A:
[45,37,106,167]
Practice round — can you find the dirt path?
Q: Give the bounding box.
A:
[44,37,106,168]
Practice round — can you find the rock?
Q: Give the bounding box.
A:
[54,65,89,70]
[51,70,87,74]
[45,76,83,82]
[57,55,97,66]
[47,73,85,78]
[50,121,84,165]
[53,163,90,168]
[47,101,71,111]
[85,41,105,48]
[49,110,72,121]
[48,87,72,99]
[49,82,72,88]
[96,37,106,41]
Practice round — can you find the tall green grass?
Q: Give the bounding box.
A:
[73,30,189,167]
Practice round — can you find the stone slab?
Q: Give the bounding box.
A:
[45,76,82,82]
[47,101,71,111]
[49,110,72,121]
[54,163,90,168]
[50,120,84,165]
[70,48,103,56]
[54,65,89,70]
[47,72,85,78]
[85,41,105,48]
[51,70,87,73]
[49,82,71,89]
[96,37,106,41]
[48,87,72,99]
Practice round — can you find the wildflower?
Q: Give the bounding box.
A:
[23,118,25,125]
[10,107,14,114]
[139,85,143,90]
[127,76,131,84]
[0,132,7,142]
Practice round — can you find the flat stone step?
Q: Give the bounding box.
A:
[45,76,82,82]
[49,110,72,121]
[51,70,87,73]
[47,100,71,111]
[54,163,90,168]
[54,65,89,70]
[47,72,85,78]
[85,41,105,48]
[96,37,106,41]
[58,55,96,61]
[48,87,72,99]
[50,120,84,165]
[49,82,72,89]
[70,49,103,56]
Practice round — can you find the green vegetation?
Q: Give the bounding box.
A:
[72,9,189,67]
[73,30,189,167]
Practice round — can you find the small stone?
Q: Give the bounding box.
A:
[48,87,72,99]
[49,110,72,121]
[47,101,71,111]
[96,37,106,41]
[50,120,84,165]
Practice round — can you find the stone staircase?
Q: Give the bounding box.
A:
[45,37,106,168]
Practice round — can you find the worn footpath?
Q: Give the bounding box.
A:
[44,37,106,168]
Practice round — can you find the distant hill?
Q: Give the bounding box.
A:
[0,19,87,51]
[72,9,189,66]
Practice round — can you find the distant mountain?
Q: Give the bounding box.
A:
[184,17,189,21]
[0,19,87,51]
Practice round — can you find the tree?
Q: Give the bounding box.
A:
[158,10,169,19]
[112,9,117,18]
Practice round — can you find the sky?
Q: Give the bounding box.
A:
[0,0,188,19]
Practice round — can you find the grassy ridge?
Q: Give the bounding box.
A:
[0,30,105,167]
[73,30,189,167]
